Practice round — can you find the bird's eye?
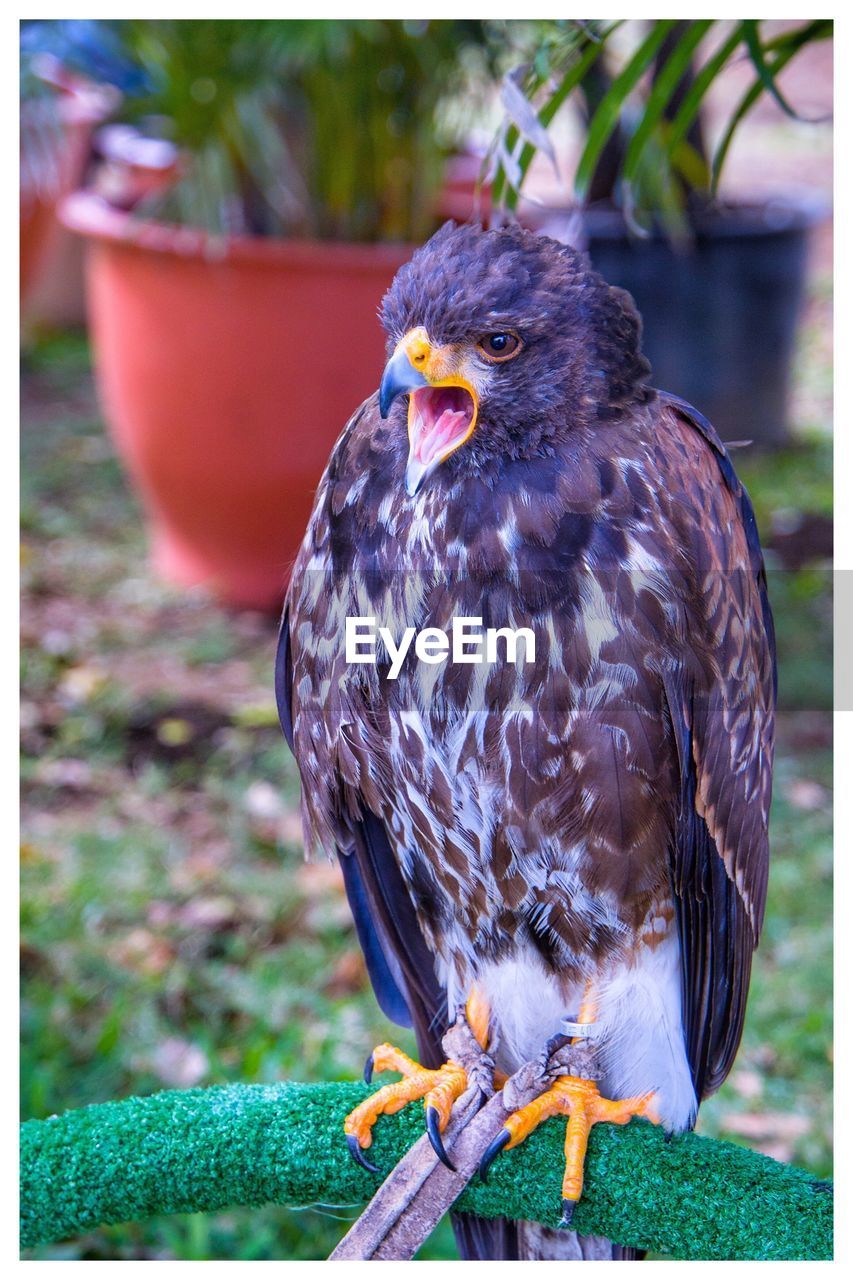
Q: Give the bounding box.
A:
[478,332,522,362]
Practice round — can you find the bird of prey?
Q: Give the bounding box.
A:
[276,221,775,1260]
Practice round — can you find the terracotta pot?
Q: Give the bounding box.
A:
[61,191,413,609]
[20,63,117,308]
[26,124,178,329]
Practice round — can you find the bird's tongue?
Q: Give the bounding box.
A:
[409,386,475,467]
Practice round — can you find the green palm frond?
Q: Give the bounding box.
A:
[489,20,619,213]
[710,19,832,193]
[491,18,832,233]
[620,21,713,194]
[573,20,676,202]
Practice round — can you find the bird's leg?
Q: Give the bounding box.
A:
[480,982,661,1226]
[344,985,494,1173]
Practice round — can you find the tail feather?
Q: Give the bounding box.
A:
[451,1213,519,1260]
[451,1216,641,1260]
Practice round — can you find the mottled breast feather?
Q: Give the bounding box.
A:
[280,378,775,1104]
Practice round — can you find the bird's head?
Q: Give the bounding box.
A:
[378,220,651,496]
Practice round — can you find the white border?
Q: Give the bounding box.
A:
[9,6,842,1274]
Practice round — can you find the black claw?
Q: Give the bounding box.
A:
[363,1052,374,1085]
[346,1133,380,1174]
[426,1105,456,1170]
[479,1128,511,1182]
[559,1198,577,1229]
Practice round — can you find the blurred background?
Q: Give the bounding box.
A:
[20,19,831,1260]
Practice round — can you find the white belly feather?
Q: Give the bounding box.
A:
[448,930,697,1133]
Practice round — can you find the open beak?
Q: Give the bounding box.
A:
[378,347,429,418]
[379,331,479,497]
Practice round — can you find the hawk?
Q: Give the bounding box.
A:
[277,221,776,1260]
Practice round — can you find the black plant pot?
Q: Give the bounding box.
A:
[579,199,825,448]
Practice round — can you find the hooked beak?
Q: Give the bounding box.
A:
[379,330,479,497]
[379,347,429,419]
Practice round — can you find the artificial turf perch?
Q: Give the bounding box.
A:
[21,1081,831,1261]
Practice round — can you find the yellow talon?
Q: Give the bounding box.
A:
[344,1041,469,1169]
[344,986,499,1171]
[481,1073,658,1216]
[479,984,659,1219]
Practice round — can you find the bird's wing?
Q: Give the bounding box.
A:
[660,394,776,1100]
[276,608,446,1068]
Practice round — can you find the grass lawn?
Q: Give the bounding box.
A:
[20,292,831,1257]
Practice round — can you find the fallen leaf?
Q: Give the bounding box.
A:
[34,758,93,790]
[324,949,367,996]
[156,717,195,747]
[233,702,280,729]
[151,1037,209,1088]
[40,628,75,656]
[297,861,345,897]
[279,809,304,846]
[111,928,175,977]
[730,1069,764,1100]
[176,896,237,930]
[169,844,231,890]
[59,664,107,704]
[245,780,283,820]
[147,900,176,928]
[785,778,830,811]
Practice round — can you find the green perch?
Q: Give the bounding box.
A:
[21,1081,832,1261]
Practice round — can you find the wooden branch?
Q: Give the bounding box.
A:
[330,1084,508,1259]
[330,1044,592,1260]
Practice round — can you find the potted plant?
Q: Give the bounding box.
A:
[55,19,495,609]
[489,18,831,446]
[20,44,118,313]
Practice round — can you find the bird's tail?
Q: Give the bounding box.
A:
[451,1213,519,1260]
[452,1215,641,1260]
